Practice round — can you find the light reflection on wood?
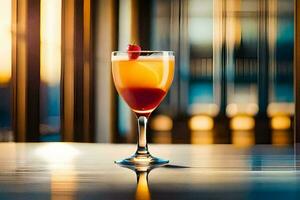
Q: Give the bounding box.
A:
[152,131,172,144]
[0,144,16,171]
[34,143,79,200]
[191,131,214,144]
[272,131,291,146]
[0,142,295,199]
[232,131,255,147]
[136,171,151,200]
[119,165,152,200]
[51,169,77,200]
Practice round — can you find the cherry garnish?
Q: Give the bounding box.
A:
[127,44,141,60]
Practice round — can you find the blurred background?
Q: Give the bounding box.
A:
[0,0,295,146]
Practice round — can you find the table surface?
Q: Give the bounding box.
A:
[0,143,299,200]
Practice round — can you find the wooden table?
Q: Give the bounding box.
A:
[0,143,299,199]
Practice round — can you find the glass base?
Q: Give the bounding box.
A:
[115,153,169,166]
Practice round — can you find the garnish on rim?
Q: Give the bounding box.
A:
[127,44,141,60]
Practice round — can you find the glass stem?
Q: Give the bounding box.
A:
[136,116,149,155]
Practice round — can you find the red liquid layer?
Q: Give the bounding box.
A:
[120,87,166,114]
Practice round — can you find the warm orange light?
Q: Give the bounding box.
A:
[0,68,11,85]
[191,131,213,144]
[230,115,255,131]
[271,116,291,130]
[272,131,291,146]
[226,0,241,47]
[136,172,150,200]
[0,0,12,84]
[0,144,16,171]
[189,115,214,131]
[152,132,172,144]
[232,131,255,147]
[150,115,173,131]
[51,169,77,200]
[40,0,62,85]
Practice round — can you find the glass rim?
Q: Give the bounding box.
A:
[112,50,174,54]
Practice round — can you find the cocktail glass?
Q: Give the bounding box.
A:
[112,51,175,166]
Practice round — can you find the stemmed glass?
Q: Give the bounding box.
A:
[112,51,175,166]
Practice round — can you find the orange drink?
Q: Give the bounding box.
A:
[112,54,174,116]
